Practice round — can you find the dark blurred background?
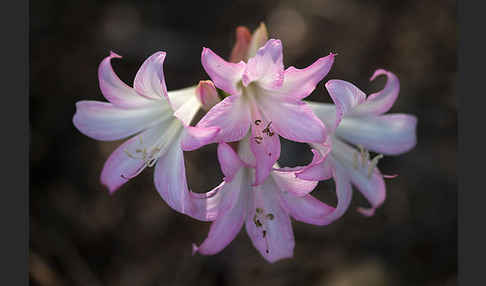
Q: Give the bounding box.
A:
[30,0,457,285]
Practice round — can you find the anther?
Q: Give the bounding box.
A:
[254,136,263,144]
[254,119,262,125]
[266,213,274,220]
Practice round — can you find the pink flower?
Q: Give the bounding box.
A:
[197,36,335,185]
[72,51,221,220]
[297,70,417,217]
[190,142,338,263]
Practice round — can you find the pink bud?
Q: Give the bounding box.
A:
[196,80,220,111]
[229,26,252,63]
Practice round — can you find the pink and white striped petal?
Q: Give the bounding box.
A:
[201,47,246,96]
[133,51,168,100]
[197,95,252,143]
[193,168,250,254]
[100,124,164,193]
[259,96,327,143]
[335,114,418,155]
[348,69,400,117]
[242,39,284,89]
[245,179,295,263]
[98,51,155,108]
[73,100,168,141]
[266,53,335,101]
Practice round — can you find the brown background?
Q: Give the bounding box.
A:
[30,0,457,285]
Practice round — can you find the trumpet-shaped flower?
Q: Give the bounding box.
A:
[297,70,417,217]
[191,142,340,263]
[73,51,221,220]
[197,37,334,185]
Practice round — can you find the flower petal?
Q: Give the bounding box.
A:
[295,144,333,181]
[258,97,327,143]
[335,114,418,155]
[171,88,201,126]
[180,126,219,151]
[217,142,244,182]
[268,53,335,101]
[246,178,294,263]
[331,137,386,214]
[271,168,318,197]
[193,168,251,255]
[249,112,281,186]
[133,51,169,100]
[201,47,246,96]
[197,95,251,142]
[229,26,252,63]
[243,39,284,89]
[100,124,166,193]
[247,22,269,59]
[348,69,400,117]
[322,79,366,133]
[73,100,168,141]
[98,51,154,108]
[279,192,335,225]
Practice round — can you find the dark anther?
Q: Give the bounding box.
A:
[254,136,263,144]
[254,119,262,125]
[263,230,267,238]
[266,213,274,220]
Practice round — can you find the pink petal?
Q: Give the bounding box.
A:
[322,79,366,133]
[243,39,284,89]
[100,125,163,193]
[73,100,167,141]
[201,47,246,96]
[229,26,252,63]
[194,168,251,255]
[197,95,251,142]
[133,51,169,100]
[349,69,400,116]
[249,110,281,186]
[98,51,154,108]
[258,96,327,143]
[271,168,318,197]
[245,179,294,263]
[180,126,219,151]
[335,114,418,155]
[279,192,335,225]
[187,181,226,222]
[295,145,333,181]
[217,142,244,182]
[267,53,335,101]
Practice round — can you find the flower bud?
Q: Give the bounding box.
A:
[196,80,220,111]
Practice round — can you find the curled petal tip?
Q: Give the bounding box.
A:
[370,69,390,81]
[357,207,376,217]
[109,51,122,58]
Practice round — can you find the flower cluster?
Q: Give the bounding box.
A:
[73,23,417,263]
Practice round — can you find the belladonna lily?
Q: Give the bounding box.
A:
[196,35,335,185]
[296,70,417,217]
[191,142,341,263]
[72,51,223,220]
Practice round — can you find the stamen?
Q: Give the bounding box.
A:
[266,213,274,220]
[254,119,262,125]
[254,136,263,144]
[353,151,359,169]
[368,154,383,178]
